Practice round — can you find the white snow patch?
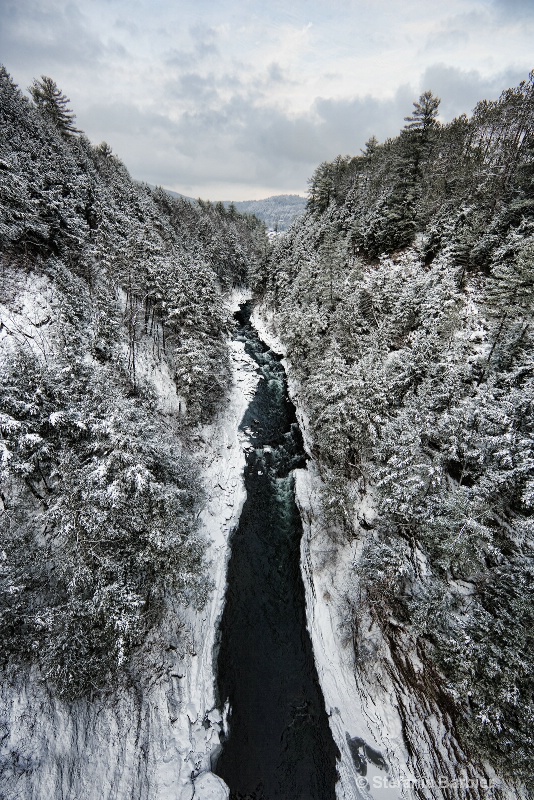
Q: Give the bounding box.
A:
[0,271,57,362]
[192,772,229,800]
[133,339,185,415]
[115,287,186,415]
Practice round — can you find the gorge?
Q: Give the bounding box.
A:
[214,302,338,799]
[1,65,533,800]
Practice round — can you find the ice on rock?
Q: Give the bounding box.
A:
[206,708,222,725]
[192,772,229,800]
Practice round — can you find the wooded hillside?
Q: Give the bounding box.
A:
[0,67,266,699]
[256,74,534,788]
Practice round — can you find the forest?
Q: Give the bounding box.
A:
[1,61,533,795]
[0,66,266,700]
[255,74,534,789]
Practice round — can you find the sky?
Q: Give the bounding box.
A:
[0,0,532,200]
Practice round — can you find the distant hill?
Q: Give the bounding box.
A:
[225,195,307,231]
[145,186,307,231]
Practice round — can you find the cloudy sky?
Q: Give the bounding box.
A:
[1,0,532,200]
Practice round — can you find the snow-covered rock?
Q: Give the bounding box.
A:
[192,771,229,800]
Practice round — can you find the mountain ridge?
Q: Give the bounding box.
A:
[145,185,307,230]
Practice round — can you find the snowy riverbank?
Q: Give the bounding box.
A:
[250,303,522,800]
[182,288,261,798]
[250,305,396,799]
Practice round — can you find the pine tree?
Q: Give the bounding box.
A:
[28,75,80,138]
[404,90,441,137]
[95,141,114,160]
[361,135,379,157]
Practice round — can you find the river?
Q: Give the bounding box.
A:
[214,302,338,799]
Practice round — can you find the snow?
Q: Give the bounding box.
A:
[191,772,229,800]
[133,339,186,414]
[179,288,260,797]
[115,287,186,415]
[0,271,57,361]
[0,280,258,800]
[251,302,527,800]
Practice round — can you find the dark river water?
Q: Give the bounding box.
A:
[214,302,338,800]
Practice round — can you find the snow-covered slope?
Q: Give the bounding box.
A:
[0,289,259,800]
[251,304,525,800]
[225,195,307,231]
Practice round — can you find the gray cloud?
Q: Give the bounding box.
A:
[420,9,490,57]
[190,23,217,42]
[420,63,531,120]
[0,0,109,71]
[313,86,415,157]
[173,72,221,104]
[123,61,531,197]
[81,93,323,195]
[233,105,325,164]
[424,27,470,52]
[267,63,285,83]
[82,83,424,198]
[492,0,534,16]
[164,22,220,68]
[113,18,140,36]
[83,102,179,139]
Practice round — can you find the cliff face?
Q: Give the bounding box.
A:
[0,633,224,800]
[0,284,260,800]
[251,305,527,800]
[294,464,524,800]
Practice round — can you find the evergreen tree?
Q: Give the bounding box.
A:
[28,75,80,137]
[404,90,441,137]
[95,141,114,160]
[361,135,379,157]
